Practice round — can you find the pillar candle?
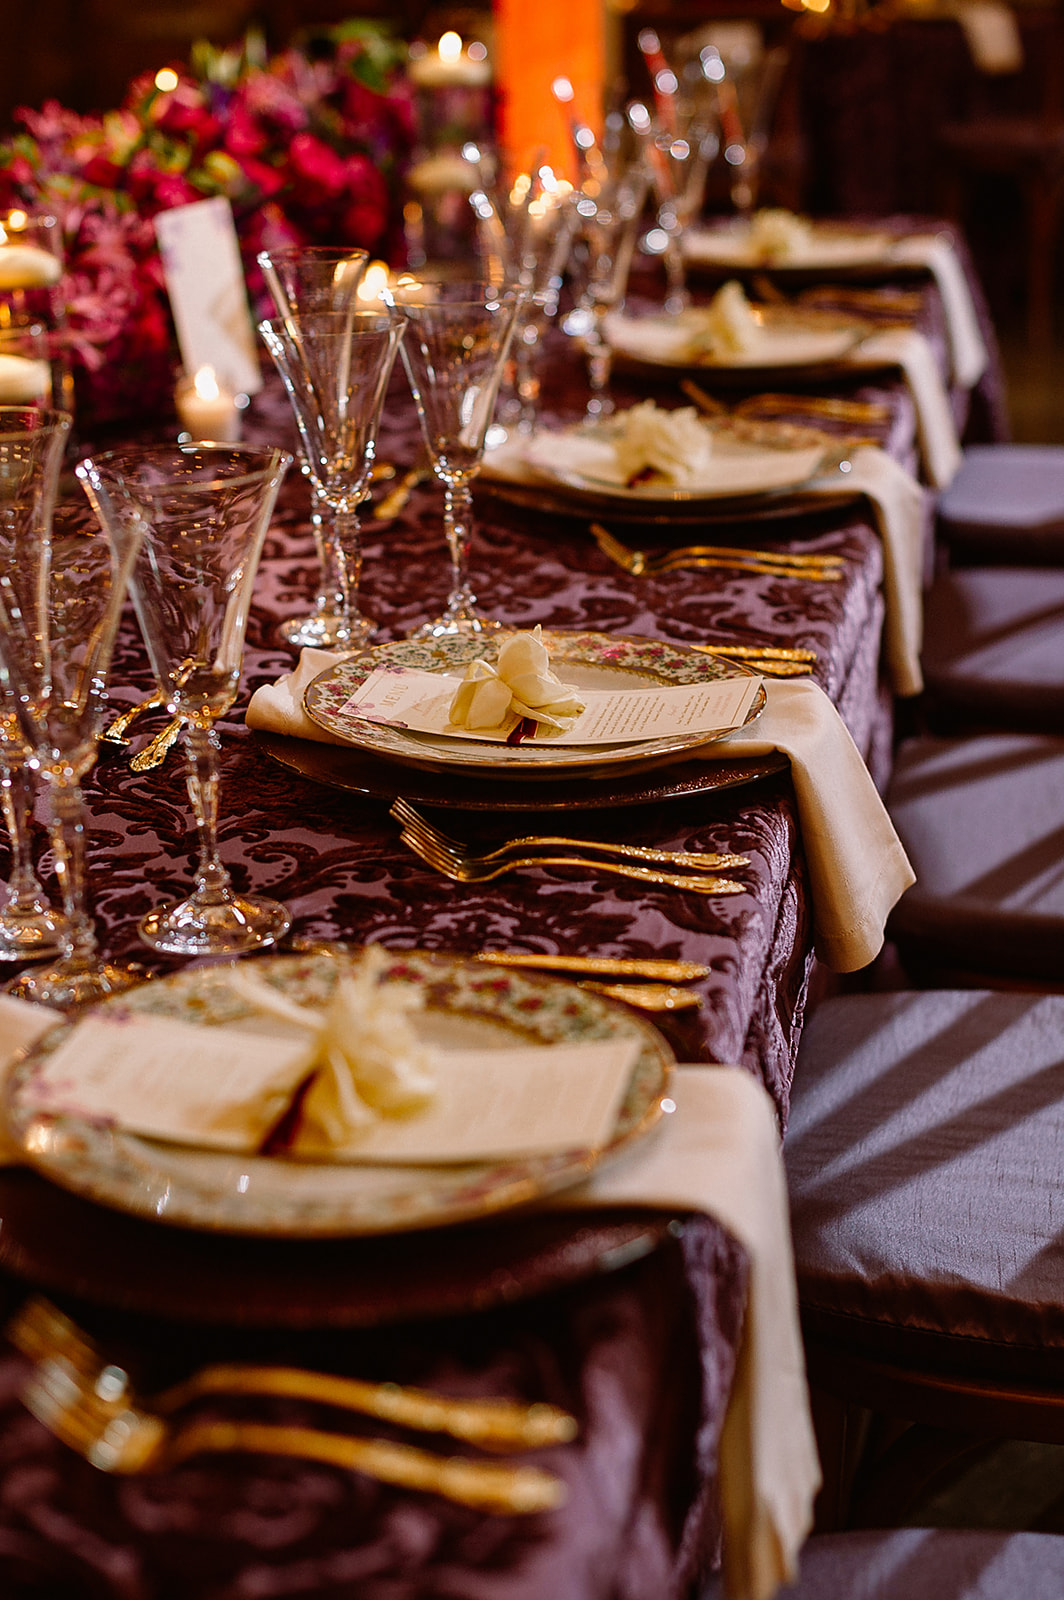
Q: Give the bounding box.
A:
[493,0,605,180]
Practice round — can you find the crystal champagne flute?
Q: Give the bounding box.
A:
[0,492,146,1008]
[388,278,521,637]
[257,246,371,650]
[571,171,648,420]
[259,309,405,654]
[0,405,70,963]
[77,444,292,958]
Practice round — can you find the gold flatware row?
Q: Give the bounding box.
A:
[797,284,925,317]
[390,798,749,875]
[691,646,814,678]
[680,378,891,427]
[398,826,746,895]
[580,981,701,1010]
[699,643,817,663]
[473,952,711,981]
[9,1297,577,1453]
[591,523,843,584]
[21,1361,562,1511]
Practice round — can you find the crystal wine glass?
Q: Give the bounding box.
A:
[629,100,716,315]
[570,171,648,420]
[388,278,521,637]
[77,444,292,958]
[259,309,405,653]
[256,246,370,649]
[0,490,146,1009]
[0,405,70,963]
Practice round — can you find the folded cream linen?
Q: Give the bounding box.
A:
[718,677,915,971]
[482,437,927,698]
[889,234,988,389]
[948,0,1023,73]
[552,1064,820,1600]
[846,327,962,489]
[0,999,816,1600]
[248,657,914,974]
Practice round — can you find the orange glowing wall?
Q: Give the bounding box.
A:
[492,0,606,180]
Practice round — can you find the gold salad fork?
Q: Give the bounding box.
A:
[10,1298,575,1452]
[394,816,747,897]
[390,798,749,874]
[590,522,844,585]
[11,1299,568,1513]
[680,378,891,428]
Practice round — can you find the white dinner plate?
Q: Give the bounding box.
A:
[6,949,672,1237]
[604,306,869,376]
[682,221,897,274]
[302,630,765,780]
[519,420,830,504]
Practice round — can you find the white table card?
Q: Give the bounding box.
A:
[342,666,763,745]
[154,197,262,396]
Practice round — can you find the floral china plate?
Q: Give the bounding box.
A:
[302,630,765,779]
[6,949,672,1237]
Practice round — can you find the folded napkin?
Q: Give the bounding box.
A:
[846,327,962,490]
[948,0,1023,73]
[554,1065,820,1600]
[804,446,927,698]
[889,234,988,389]
[247,648,356,744]
[720,677,914,971]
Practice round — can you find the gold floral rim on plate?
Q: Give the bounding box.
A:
[7,949,672,1238]
[302,630,765,781]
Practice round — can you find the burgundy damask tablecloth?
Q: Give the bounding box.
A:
[0,243,993,1599]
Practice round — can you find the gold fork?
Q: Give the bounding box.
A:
[398,825,747,895]
[590,523,843,583]
[129,715,185,773]
[9,1297,577,1454]
[390,797,750,874]
[680,378,891,427]
[20,1357,563,1512]
[101,690,166,747]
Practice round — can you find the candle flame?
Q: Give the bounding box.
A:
[155,68,179,92]
[357,261,391,303]
[193,366,220,401]
[438,31,462,62]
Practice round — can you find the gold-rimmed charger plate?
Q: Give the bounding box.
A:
[7,949,672,1239]
[302,631,765,782]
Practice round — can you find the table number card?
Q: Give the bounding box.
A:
[154,197,262,395]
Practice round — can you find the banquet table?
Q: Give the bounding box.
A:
[0,227,1001,1599]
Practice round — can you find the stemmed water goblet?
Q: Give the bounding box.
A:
[78,444,292,958]
[0,486,146,1009]
[570,170,649,420]
[259,309,405,654]
[256,246,369,649]
[0,406,70,965]
[387,278,522,637]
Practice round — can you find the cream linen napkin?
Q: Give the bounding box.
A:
[482,438,927,698]
[719,677,915,972]
[889,234,988,389]
[948,0,1023,73]
[846,327,962,489]
[248,656,914,974]
[553,1065,820,1600]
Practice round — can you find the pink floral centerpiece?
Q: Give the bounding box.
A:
[0,23,415,425]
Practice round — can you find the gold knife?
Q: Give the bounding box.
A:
[474,952,710,981]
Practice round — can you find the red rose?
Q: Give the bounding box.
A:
[288,132,348,201]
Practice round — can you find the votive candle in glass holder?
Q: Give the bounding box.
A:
[175,366,244,442]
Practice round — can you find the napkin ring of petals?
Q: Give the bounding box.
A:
[448,627,586,737]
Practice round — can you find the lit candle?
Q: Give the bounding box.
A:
[0,353,50,402]
[175,366,242,441]
[0,239,62,290]
[408,32,492,89]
